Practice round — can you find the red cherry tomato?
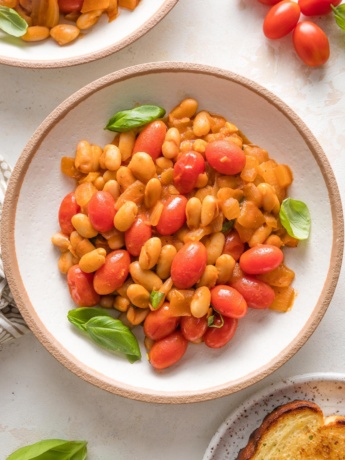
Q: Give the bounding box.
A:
[239,244,284,275]
[211,285,247,318]
[58,192,80,235]
[222,229,245,261]
[67,265,100,307]
[144,303,179,341]
[156,195,187,236]
[124,214,152,256]
[263,1,301,39]
[133,120,167,160]
[204,315,238,349]
[180,315,208,343]
[149,331,188,370]
[93,250,130,295]
[293,21,330,67]
[258,0,282,4]
[205,140,246,175]
[173,151,205,194]
[298,0,341,16]
[230,275,275,309]
[87,191,116,233]
[58,0,83,13]
[171,241,207,289]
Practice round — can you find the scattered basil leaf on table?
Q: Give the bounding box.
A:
[150,291,165,309]
[332,4,345,32]
[67,307,112,331]
[105,105,166,132]
[279,197,311,240]
[0,6,28,37]
[6,439,87,460]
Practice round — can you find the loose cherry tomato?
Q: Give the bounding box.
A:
[204,315,238,349]
[173,151,205,194]
[144,303,179,341]
[239,244,284,275]
[293,21,330,67]
[298,0,341,16]
[180,315,208,343]
[124,214,152,256]
[133,120,167,160]
[222,229,245,261]
[263,1,301,39]
[171,241,207,289]
[211,285,247,318]
[205,139,246,175]
[93,250,130,295]
[67,265,100,307]
[230,275,275,309]
[258,0,282,4]
[156,195,187,236]
[149,331,188,370]
[87,191,116,233]
[58,0,83,13]
[58,192,80,235]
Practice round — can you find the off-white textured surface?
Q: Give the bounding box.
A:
[1,0,345,458]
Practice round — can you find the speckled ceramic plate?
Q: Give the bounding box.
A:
[203,373,345,459]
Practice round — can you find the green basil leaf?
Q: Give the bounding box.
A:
[207,311,224,328]
[105,105,166,132]
[332,4,345,32]
[0,6,28,37]
[6,439,87,460]
[279,197,311,240]
[85,316,141,362]
[67,307,112,332]
[221,219,235,233]
[150,291,165,309]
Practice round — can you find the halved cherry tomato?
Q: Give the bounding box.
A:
[144,303,179,341]
[58,192,80,235]
[87,191,116,233]
[230,275,275,309]
[204,315,238,349]
[239,244,284,275]
[67,265,100,307]
[263,1,301,39]
[149,331,188,370]
[58,0,83,13]
[171,241,207,289]
[205,139,246,175]
[173,151,205,194]
[93,250,130,295]
[293,21,330,67]
[133,120,167,160]
[298,0,341,16]
[211,285,247,318]
[124,214,152,256]
[156,195,187,236]
[222,229,245,261]
[180,315,208,343]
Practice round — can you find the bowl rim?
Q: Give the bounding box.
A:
[2,61,344,403]
[0,0,179,69]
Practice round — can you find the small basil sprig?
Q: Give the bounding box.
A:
[332,4,345,32]
[150,291,165,309]
[68,308,141,363]
[105,105,166,132]
[0,6,28,37]
[279,198,311,240]
[6,439,87,460]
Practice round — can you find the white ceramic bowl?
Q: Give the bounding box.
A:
[0,1,178,68]
[2,62,343,403]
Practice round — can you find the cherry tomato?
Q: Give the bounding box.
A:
[211,285,247,318]
[58,192,80,235]
[263,1,301,39]
[298,0,341,16]
[58,0,83,13]
[156,195,187,236]
[87,191,116,233]
[67,265,100,307]
[180,315,208,343]
[222,229,245,261]
[133,120,167,160]
[205,139,246,175]
[171,241,207,289]
[230,275,275,309]
[93,250,130,295]
[124,214,152,256]
[239,244,284,275]
[173,151,205,194]
[144,303,179,341]
[204,315,238,349]
[149,331,188,370]
[293,21,330,67]
[258,0,282,4]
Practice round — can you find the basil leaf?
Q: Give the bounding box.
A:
[221,219,235,233]
[332,4,345,32]
[67,307,112,332]
[279,198,311,240]
[105,105,166,132]
[0,6,28,37]
[150,291,165,309]
[6,439,87,460]
[85,316,141,362]
[207,312,224,328]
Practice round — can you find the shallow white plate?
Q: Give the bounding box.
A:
[0,1,178,68]
[203,372,345,459]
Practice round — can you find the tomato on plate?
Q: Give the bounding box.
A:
[171,241,207,289]
[263,1,301,39]
[125,214,152,256]
[180,315,208,343]
[211,285,248,318]
[205,139,246,176]
[230,275,275,309]
[173,151,205,194]
[222,229,245,261]
[144,303,180,341]
[239,244,284,275]
[148,331,188,370]
[58,192,81,235]
[204,315,238,349]
[67,265,100,307]
[58,0,83,13]
[87,190,116,233]
[133,120,167,160]
[156,195,187,236]
[298,0,341,16]
[293,21,330,67]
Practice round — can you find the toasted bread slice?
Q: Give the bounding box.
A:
[236,400,345,460]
